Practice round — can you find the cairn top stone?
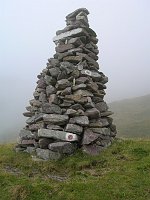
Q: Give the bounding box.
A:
[66,8,89,19]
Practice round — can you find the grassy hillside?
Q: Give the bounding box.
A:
[109,94,150,138]
[0,139,150,200]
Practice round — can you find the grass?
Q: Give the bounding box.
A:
[0,139,150,200]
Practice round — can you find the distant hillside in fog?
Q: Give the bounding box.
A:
[109,94,150,138]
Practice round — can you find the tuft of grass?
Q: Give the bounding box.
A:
[0,139,150,200]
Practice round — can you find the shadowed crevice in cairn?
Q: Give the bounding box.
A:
[16,8,117,160]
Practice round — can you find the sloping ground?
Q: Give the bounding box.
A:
[0,140,150,200]
[109,94,150,138]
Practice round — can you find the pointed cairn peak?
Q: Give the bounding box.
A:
[16,8,117,160]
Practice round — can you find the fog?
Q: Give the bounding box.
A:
[0,0,150,142]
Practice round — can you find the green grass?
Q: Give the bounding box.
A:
[109,94,150,138]
[0,139,150,200]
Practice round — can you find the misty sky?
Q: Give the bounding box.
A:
[0,0,150,140]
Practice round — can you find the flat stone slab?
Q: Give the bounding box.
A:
[53,28,89,42]
[90,128,111,136]
[69,116,89,126]
[65,124,83,135]
[43,114,69,125]
[36,148,62,160]
[38,129,79,142]
[82,129,99,145]
[48,142,77,154]
[19,129,33,139]
[81,69,101,81]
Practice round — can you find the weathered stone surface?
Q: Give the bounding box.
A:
[65,94,88,104]
[26,113,43,125]
[72,83,86,91]
[82,129,99,145]
[46,85,56,96]
[65,109,77,116]
[89,118,110,128]
[82,144,103,155]
[95,102,108,112]
[77,53,99,69]
[92,96,103,103]
[48,94,58,104]
[85,108,100,119]
[48,142,77,154]
[47,124,63,131]
[45,75,56,86]
[23,112,34,117]
[56,79,71,90]
[87,82,99,93]
[25,147,36,154]
[61,87,72,96]
[38,129,79,142]
[69,116,89,126]
[36,148,62,160]
[39,92,47,103]
[90,128,111,136]
[60,62,75,74]
[63,55,82,63]
[101,111,114,117]
[81,69,101,81]
[49,67,60,78]
[43,114,68,125]
[19,129,33,139]
[39,138,54,149]
[70,103,85,111]
[56,44,75,53]
[53,28,89,42]
[66,8,89,19]
[37,77,46,89]
[42,103,62,114]
[30,99,42,107]
[28,122,44,131]
[73,89,93,97]
[68,37,83,46]
[75,76,89,84]
[65,124,83,135]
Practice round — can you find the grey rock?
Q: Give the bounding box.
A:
[85,108,100,119]
[91,128,111,136]
[48,142,77,154]
[37,77,47,89]
[89,118,110,128]
[28,122,44,131]
[36,148,62,160]
[76,53,99,69]
[29,99,42,107]
[42,103,62,114]
[68,37,83,46]
[39,92,47,103]
[56,79,71,90]
[66,8,89,19]
[45,75,56,86]
[55,44,75,53]
[48,94,58,104]
[38,129,79,142]
[53,28,89,42]
[61,87,72,96]
[73,89,93,97]
[65,109,77,116]
[101,111,114,117]
[72,83,86,91]
[82,129,99,145]
[23,112,34,117]
[39,138,54,149]
[46,85,56,96]
[95,102,108,112]
[19,129,33,139]
[69,116,89,126]
[26,113,43,125]
[49,67,60,78]
[60,62,75,74]
[43,114,69,125]
[65,124,83,135]
[71,104,85,111]
[81,69,101,81]
[92,96,103,103]
[75,77,89,84]
[47,124,63,131]
[25,147,36,154]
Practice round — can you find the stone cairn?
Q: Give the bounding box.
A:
[16,8,117,160]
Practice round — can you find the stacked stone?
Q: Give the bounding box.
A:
[16,8,117,160]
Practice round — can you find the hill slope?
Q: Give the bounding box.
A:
[0,140,150,200]
[109,94,150,138]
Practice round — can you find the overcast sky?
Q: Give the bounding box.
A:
[0,0,150,141]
